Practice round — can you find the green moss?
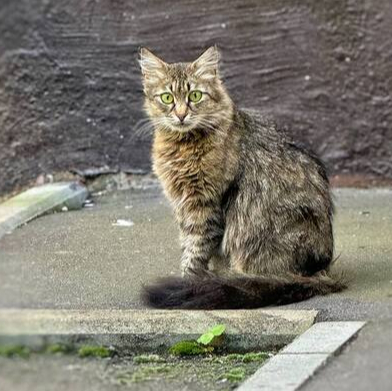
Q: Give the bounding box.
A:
[242,352,269,363]
[117,365,172,384]
[133,365,171,382]
[133,354,166,364]
[0,345,30,358]
[45,344,73,354]
[214,352,269,364]
[169,340,214,356]
[113,352,272,388]
[78,345,111,358]
[224,353,244,361]
[116,373,133,386]
[222,367,246,382]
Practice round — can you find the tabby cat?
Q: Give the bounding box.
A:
[139,46,344,309]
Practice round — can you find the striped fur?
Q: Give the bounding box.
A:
[139,47,345,309]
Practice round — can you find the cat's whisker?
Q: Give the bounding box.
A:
[130,117,174,141]
[130,123,154,141]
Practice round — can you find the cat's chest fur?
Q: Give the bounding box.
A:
[152,130,231,205]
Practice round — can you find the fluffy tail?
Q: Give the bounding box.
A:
[142,270,346,309]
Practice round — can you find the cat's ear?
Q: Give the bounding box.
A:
[191,46,220,79]
[139,47,167,83]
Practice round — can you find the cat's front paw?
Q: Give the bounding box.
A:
[180,256,208,278]
[181,266,194,278]
[181,265,207,278]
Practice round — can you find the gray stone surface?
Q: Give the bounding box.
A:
[0,186,173,309]
[0,308,316,352]
[280,321,365,354]
[238,321,365,391]
[1,0,392,196]
[238,353,329,391]
[0,353,264,391]
[0,186,391,390]
[0,182,87,240]
[302,320,392,391]
[1,187,392,319]
[285,187,392,321]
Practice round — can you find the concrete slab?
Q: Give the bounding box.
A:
[238,353,330,391]
[301,319,392,391]
[0,308,317,352]
[280,321,365,354]
[0,182,88,239]
[238,321,365,391]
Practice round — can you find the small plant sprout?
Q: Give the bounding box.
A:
[169,324,227,356]
[197,324,226,346]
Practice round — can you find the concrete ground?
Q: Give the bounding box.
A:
[0,352,269,391]
[0,186,392,390]
[0,187,392,318]
[0,186,177,309]
[302,319,392,391]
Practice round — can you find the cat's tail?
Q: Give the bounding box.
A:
[142,269,346,309]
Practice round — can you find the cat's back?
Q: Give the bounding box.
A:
[235,109,330,200]
[237,109,285,151]
[236,109,293,173]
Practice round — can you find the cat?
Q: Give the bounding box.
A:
[139,46,345,309]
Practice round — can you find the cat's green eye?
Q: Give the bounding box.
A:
[189,90,203,103]
[160,93,174,105]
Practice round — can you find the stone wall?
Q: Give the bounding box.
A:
[1,0,391,195]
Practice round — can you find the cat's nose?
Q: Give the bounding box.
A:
[176,112,188,124]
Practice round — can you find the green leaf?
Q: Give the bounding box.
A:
[197,332,215,345]
[197,324,226,345]
[210,324,226,336]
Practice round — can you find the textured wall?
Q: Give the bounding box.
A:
[1,0,391,195]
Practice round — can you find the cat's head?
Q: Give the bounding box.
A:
[139,46,233,133]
